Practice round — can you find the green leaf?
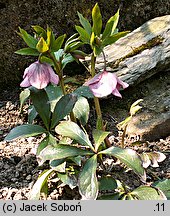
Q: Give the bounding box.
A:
[99,176,117,191]
[54,49,65,61]
[19,27,38,48]
[79,154,98,200]
[39,144,93,162]
[92,3,102,36]
[50,159,66,172]
[46,26,53,47]
[4,124,46,141]
[28,105,37,124]
[93,129,110,152]
[102,9,119,40]
[130,99,143,116]
[90,32,95,48]
[100,146,146,181]
[55,121,94,151]
[65,33,79,46]
[30,169,54,200]
[36,37,49,53]
[102,31,129,47]
[98,193,123,200]
[51,94,78,129]
[58,173,77,189]
[65,41,83,52]
[75,25,90,43]
[62,53,75,69]
[51,34,66,52]
[32,25,47,39]
[73,96,89,126]
[19,88,30,111]
[45,84,63,112]
[77,11,92,36]
[74,86,94,99]
[36,136,49,155]
[30,88,51,130]
[131,186,167,200]
[15,47,39,56]
[37,133,57,156]
[152,179,170,200]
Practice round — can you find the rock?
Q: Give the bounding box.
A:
[126,72,170,141]
[94,15,170,86]
[1,0,170,91]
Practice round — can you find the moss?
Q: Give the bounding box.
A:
[109,36,164,69]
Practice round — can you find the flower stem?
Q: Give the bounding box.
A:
[91,53,102,119]
[91,52,111,148]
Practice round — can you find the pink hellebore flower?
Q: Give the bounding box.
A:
[20,61,59,89]
[84,70,129,98]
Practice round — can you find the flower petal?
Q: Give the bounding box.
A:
[112,87,122,98]
[48,66,59,85]
[84,72,103,86]
[29,65,50,89]
[20,76,31,87]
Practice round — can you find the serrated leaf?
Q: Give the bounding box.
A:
[55,121,94,150]
[30,169,54,200]
[51,34,66,52]
[4,124,46,141]
[99,176,117,191]
[79,154,98,200]
[51,94,78,129]
[131,186,167,200]
[77,11,92,36]
[93,129,110,152]
[92,3,102,36]
[75,25,90,43]
[30,88,51,130]
[102,9,119,40]
[74,86,94,99]
[36,37,49,53]
[19,27,38,48]
[100,147,146,181]
[73,96,90,126]
[39,144,93,162]
[152,179,170,200]
[15,47,39,56]
[19,88,30,111]
[102,31,129,47]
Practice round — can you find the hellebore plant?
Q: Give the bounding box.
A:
[4,3,168,200]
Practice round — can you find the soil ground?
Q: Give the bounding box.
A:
[0,88,169,200]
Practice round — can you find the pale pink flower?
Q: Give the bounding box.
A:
[20,61,59,89]
[84,70,129,98]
